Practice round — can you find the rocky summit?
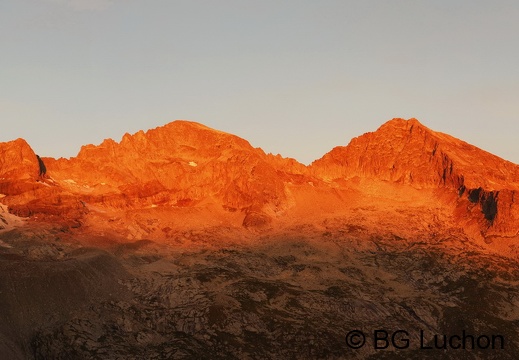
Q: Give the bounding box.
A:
[1,118,518,359]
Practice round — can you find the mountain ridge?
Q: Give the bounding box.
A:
[3,118,519,360]
[311,118,519,189]
[1,118,518,256]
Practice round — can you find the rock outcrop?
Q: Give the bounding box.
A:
[0,118,518,244]
[0,138,38,180]
[2,121,314,228]
[310,118,519,188]
[2,118,519,360]
[0,139,39,197]
[310,118,519,238]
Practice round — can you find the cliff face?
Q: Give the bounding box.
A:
[0,139,39,194]
[4,121,312,227]
[0,139,60,218]
[310,118,519,237]
[2,119,519,360]
[310,118,519,189]
[1,118,518,245]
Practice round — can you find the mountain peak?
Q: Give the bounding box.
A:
[378,117,425,130]
[166,119,223,131]
[1,117,518,243]
[374,117,437,143]
[312,117,519,188]
[310,117,519,238]
[76,120,253,160]
[0,138,37,180]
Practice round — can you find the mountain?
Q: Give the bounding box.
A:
[311,118,519,239]
[311,118,519,189]
[1,121,312,230]
[1,118,519,359]
[1,118,517,248]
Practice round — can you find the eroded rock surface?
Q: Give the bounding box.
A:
[1,118,519,359]
[7,232,515,360]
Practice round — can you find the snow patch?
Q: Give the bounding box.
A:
[64,179,77,184]
[189,161,198,167]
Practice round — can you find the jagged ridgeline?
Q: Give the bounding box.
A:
[1,118,518,359]
[1,118,518,243]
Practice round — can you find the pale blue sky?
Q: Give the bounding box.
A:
[1,0,518,164]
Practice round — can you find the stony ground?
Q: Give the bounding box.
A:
[1,224,518,360]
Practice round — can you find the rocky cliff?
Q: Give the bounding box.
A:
[1,121,315,228]
[2,118,519,360]
[1,118,518,247]
[310,118,519,238]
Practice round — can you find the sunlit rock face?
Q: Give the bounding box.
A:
[310,118,519,188]
[1,118,519,359]
[1,118,518,244]
[310,118,519,238]
[20,121,312,225]
[0,138,39,199]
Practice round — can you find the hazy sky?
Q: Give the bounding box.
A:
[1,0,518,164]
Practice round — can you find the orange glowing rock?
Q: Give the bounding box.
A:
[0,118,517,255]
